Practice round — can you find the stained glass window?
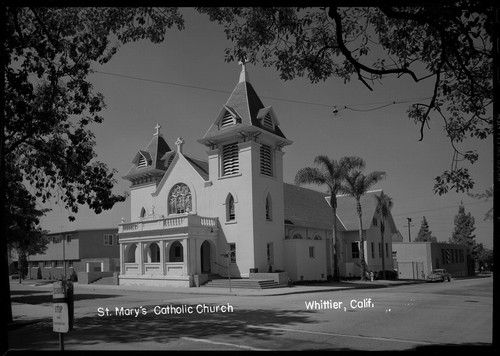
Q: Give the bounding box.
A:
[168,183,192,214]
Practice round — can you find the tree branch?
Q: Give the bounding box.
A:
[328,7,421,88]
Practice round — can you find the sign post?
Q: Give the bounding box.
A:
[53,280,74,350]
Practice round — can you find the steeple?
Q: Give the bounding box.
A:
[199,64,291,146]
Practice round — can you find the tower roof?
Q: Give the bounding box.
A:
[123,124,172,181]
[199,63,290,145]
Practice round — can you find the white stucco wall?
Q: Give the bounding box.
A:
[284,239,327,281]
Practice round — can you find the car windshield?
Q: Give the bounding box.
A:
[433,270,445,274]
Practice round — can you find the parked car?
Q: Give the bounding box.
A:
[427,269,451,282]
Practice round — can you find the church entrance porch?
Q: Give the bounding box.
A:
[118,214,218,287]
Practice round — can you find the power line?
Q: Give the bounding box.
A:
[333,97,432,113]
[93,69,431,111]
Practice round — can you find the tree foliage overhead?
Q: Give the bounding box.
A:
[198,4,493,194]
[1,8,184,344]
[4,7,185,221]
[467,186,493,221]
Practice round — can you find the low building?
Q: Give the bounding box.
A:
[392,241,473,280]
[10,228,119,281]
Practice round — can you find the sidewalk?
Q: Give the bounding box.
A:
[10,277,425,297]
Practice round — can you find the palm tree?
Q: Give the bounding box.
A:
[295,155,363,282]
[342,161,386,281]
[375,192,393,280]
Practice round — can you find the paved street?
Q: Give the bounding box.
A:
[7,275,493,351]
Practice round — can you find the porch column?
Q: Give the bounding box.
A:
[185,238,191,276]
[182,238,189,276]
[138,242,144,275]
[159,240,165,275]
[119,242,124,274]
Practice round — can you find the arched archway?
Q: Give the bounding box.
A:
[201,241,212,273]
[169,241,184,262]
[147,242,160,263]
[125,244,137,263]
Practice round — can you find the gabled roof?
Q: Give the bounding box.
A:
[284,183,345,231]
[184,155,209,181]
[334,190,397,232]
[199,64,289,144]
[123,130,172,181]
[284,184,396,233]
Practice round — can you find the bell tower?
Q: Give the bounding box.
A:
[198,63,292,277]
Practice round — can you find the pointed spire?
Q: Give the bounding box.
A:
[238,59,249,83]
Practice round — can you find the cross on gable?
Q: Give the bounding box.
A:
[175,137,184,153]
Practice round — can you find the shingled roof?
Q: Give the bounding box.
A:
[335,190,396,232]
[199,64,288,144]
[123,128,171,181]
[284,184,395,233]
[284,183,344,231]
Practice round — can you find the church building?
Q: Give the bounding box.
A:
[117,64,396,287]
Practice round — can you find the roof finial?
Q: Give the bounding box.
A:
[238,58,249,83]
[175,137,184,154]
[154,123,161,136]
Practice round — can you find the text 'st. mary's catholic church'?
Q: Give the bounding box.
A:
[118,64,397,287]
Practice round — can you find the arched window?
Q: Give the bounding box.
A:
[148,243,160,263]
[227,194,235,221]
[140,207,146,219]
[292,233,303,240]
[313,235,322,240]
[125,244,137,263]
[168,183,192,214]
[265,194,272,221]
[169,241,184,262]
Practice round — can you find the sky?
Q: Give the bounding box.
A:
[38,8,493,249]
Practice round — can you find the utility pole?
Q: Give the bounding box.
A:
[405,218,414,242]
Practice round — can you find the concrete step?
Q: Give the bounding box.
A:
[91,276,114,285]
[203,278,287,289]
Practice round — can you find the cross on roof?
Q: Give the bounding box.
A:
[175,137,184,153]
[238,59,250,83]
[154,123,161,136]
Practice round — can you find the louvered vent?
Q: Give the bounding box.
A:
[137,155,147,168]
[262,113,273,129]
[221,111,235,128]
[222,143,239,176]
[260,145,272,176]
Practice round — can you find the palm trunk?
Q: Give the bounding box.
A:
[357,200,367,281]
[332,205,339,282]
[380,223,386,279]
